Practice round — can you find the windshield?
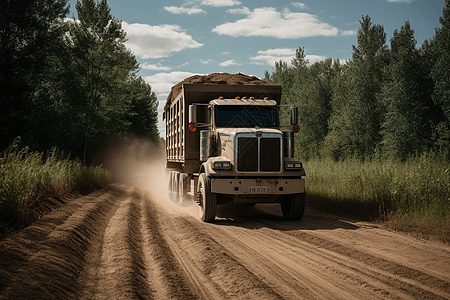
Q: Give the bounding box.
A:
[215,105,278,128]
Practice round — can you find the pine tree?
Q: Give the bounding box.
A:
[325,15,388,159]
[381,21,433,160]
[66,0,139,160]
[323,61,354,160]
[296,58,334,160]
[126,75,159,139]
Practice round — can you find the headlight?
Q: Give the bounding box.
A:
[285,161,302,170]
[212,161,232,170]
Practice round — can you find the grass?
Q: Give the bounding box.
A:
[0,138,108,234]
[304,151,450,242]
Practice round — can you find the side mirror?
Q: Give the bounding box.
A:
[188,104,198,132]
[189,104,197,124]
[290,106,298,125]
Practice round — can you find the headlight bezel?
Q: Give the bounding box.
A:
[212,161,232,170]
[285,161,303,170]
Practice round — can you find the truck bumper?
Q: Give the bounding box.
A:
[211,178,305,195]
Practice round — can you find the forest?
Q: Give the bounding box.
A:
[265,9,449,163]
[0,0,159,162]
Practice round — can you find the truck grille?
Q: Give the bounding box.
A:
[237,137,281,172]
[237,138,258,171]
[260,138,281,171]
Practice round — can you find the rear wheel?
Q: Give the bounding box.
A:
[167,171,174,201]
[178,173,188,206]
[172,172,180,204]
[197,173,217,222]
[281,193,305,220]
[167,171,180,204]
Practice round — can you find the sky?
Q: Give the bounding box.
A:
[66,0,446,137]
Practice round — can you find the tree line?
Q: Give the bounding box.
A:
[265,2,450,162]
[0,0,159,162]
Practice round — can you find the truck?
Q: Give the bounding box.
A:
[163,73,306,222]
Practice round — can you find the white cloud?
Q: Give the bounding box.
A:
[386,0,410,2]
[250,48,295,66]
[227,7,251,14]
[212,7,339,38]
[250,48,327,66]
[222,51,231,55]
[141,62,171,71]
[340,29,357,36]
[258,48,296,56]
[201,59,213,64]
[219,59,239,67]
[177,62,190,68]
[292,2,308,9]
[201,0,241,7]
[164,6,206,15]
[122,21,203,59]
[307,55,328,65]
[144,71,201,96]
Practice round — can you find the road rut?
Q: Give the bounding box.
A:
[1,185,449,299]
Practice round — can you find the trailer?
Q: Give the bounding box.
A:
[163,73,306,222]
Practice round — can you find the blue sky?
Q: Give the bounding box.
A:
[67,0,446,137]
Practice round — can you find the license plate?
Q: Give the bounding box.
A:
[248,186,271,193]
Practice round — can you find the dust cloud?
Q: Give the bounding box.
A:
[101,136,166,188]
[99,135,199,218]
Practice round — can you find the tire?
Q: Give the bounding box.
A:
[178,173,188,206]
[167,171,174,201]
[281,193,305,220]
[172,172,180,204]
[197,173,217,222]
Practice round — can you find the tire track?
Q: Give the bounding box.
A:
[0,189,121,300]
[140,191,199,299]
[208,216,450,300]
[78,187,152,299]
[207,223,380,300]
[145,192,284,300]
[0,190,106,294]
[261,219,450,299]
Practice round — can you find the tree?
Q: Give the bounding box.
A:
[126,75,159,139]
[431,0,450,148]
[325,15,388,159]
[0,0,69,150]
[294,58,334,160]
[265,60,296,94]
[66,0,139,161]
[322,61,354,160]
[381,21,434,160]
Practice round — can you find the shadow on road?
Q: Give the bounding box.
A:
[212,203,360,231]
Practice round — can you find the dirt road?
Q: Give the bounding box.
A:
[1,182,450,299]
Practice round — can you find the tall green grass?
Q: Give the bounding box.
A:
[304,151,450,222]
[0,138,108,231]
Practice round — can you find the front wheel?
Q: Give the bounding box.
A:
[197,173,217,222]
[281,193,305,220]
